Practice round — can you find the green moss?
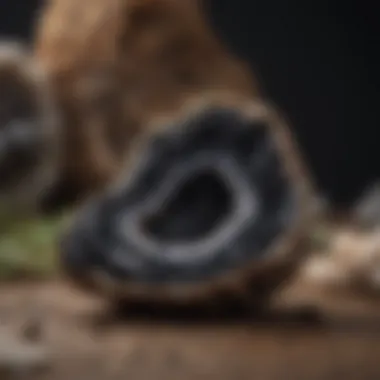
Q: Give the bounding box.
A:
[0,214,70,281]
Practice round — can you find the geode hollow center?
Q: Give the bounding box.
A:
[121,154,258,264]
[143,169,232,243]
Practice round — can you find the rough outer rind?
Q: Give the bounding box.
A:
[33,0,257,207]
[60,95,317,306]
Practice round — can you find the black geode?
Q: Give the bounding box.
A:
[60,101,314,304]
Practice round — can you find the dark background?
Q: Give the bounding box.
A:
[205,0,380,209]
[1,0,379,210]
[0,0,40,43]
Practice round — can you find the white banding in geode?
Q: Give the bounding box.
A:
[116,154,260,266]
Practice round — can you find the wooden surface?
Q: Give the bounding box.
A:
[1,280,380,380]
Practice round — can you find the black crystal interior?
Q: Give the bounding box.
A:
[142,169,233,243]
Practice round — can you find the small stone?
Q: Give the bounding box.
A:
[0,331,51,378]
